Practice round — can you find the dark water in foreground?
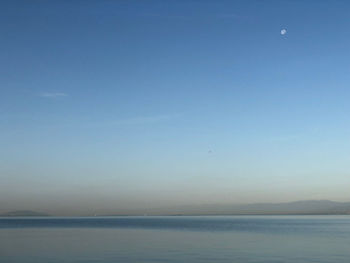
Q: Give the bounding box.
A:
[1,216,350,263]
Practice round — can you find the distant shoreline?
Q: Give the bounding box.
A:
[2,213,350,218]
[2,200,350,217]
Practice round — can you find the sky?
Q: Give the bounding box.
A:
[1,0,350,215]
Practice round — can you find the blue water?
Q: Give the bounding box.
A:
[1,216,350,262]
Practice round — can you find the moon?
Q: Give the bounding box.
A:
[280,29,287,35]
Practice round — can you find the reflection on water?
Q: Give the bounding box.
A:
[1,216,350,263]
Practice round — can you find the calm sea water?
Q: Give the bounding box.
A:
[1,216,350,263]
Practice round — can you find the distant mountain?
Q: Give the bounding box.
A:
[3,201,350,216]
[138,200,350,216]
[1,210,50,217]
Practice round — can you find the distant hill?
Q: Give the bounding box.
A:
[1,210,50,217]
[161,200,350,215]
[120,200,350,216]
[3,201,350,216]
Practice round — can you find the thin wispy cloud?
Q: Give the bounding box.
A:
[268,134,300,142]
[42,114,181,129]
[140,13,243,21]
[215,14,242,19]
[89,114,180,128]
[39,92,68,98]
[141,13,190,20]
[113,114,178,125]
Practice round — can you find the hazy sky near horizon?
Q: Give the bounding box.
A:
[1,0,350,215]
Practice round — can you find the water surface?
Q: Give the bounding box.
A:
[1,216,349,262]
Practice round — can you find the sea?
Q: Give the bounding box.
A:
[1,215,350,263]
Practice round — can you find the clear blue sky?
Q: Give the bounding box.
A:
[1,0,350,215]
